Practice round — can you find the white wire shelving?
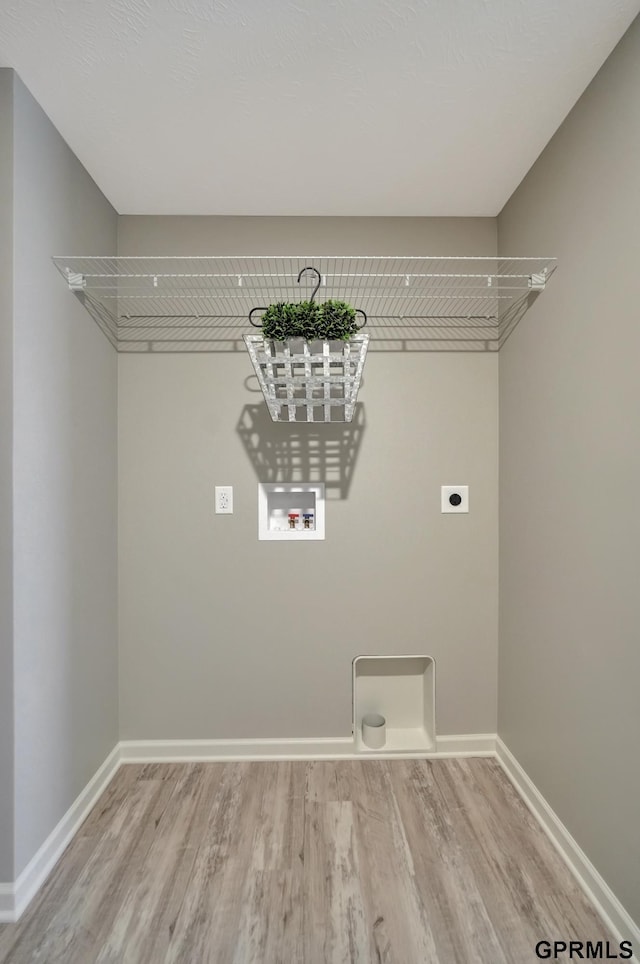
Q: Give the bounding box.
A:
[51,255,557,353]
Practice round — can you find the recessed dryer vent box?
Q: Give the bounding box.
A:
[353,655,435,753]
[258,483,325,540]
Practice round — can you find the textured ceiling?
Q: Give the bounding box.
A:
[1,0,638,216]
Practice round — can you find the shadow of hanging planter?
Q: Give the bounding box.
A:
[243,267,369,423]
[236,402,365,500]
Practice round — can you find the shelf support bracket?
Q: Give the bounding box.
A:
[528,271,547,291]
[66,271,86,291]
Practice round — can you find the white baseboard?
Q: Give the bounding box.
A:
[119,732,497,763]
[0,744,121,923]
[496,738,639,955]
[434,733,497,756]
[120,736,357,762]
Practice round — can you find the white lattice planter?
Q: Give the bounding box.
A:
[244,334,369,423]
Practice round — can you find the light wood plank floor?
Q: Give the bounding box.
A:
[0,759,613,963]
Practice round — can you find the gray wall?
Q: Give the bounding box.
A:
[118,217,499,740]
[498,17,640,925]
[0,69,15,884]
[11,75,119,876]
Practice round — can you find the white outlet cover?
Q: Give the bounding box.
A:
[441,485,469,513]
[215,485,233,514]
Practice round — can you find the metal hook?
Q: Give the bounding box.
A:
[249,266,365,330]
[249,306,267,327]
[297,266,322,303]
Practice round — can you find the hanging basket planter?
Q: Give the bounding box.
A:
[244,332,369,423]
[244,266,369,423]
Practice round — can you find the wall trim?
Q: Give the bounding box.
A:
[435,733,496,756]
[0,743,121,923]
[119,732,497,763]
[496,737,639,954]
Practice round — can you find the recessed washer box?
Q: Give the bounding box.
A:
[258,483,325,540]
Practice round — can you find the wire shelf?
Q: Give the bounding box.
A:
[51,255,557,352]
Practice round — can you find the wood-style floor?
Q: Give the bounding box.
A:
[0,759,612,963]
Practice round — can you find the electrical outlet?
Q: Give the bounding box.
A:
[441,485,469,513]
[215,485,233,514]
